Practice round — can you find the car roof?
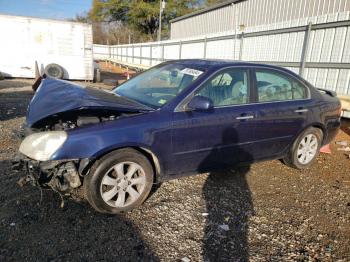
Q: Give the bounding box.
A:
[170,59,300,78]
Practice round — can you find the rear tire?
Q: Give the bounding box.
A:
[84,149,154,214]
[283,127,323,169]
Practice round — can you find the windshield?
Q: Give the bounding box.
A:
[113,63,205,108]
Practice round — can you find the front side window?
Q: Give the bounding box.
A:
[256,70,307,102]
[195,69,249,106]
[114,63,205,108]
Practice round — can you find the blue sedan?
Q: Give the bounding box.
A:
[18,60,341,213]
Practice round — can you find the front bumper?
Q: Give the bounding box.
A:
[13,153,54,187]
[13,153,81,193]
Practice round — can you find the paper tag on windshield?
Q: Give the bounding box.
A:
[158,99,167,105]
[181,68,203,77]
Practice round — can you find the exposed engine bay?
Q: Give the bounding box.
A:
[23,109,138,136]
[45,114,116,131]
[33,110,122,131]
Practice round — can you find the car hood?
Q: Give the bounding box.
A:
[26,78,151,127]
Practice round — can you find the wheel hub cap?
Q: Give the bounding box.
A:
[119,180,128,189]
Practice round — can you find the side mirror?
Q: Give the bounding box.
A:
[187,95,214,111]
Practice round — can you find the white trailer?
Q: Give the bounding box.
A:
[0,14,93,80]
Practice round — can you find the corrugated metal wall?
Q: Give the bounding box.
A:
[93,0,350,108]
[171,0,350,39]
[93,19,350,98]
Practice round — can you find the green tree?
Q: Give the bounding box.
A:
[88,0,202,41]
[205,0,228,6]
[75,0,225,44]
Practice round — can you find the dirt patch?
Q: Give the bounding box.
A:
[0,79,349,261]
[0,79,33,90]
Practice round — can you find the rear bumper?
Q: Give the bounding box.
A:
[323,118,341,145]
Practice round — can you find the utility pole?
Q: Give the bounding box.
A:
[158,0,166,42]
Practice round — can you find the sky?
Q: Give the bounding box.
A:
[0,0,92,20]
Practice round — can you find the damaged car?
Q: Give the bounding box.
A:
[16,60,341,214]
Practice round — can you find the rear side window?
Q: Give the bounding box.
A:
[256,70,307,102]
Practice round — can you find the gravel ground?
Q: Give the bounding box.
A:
[0,78,349,261]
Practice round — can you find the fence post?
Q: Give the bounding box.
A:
[179,41,182,59]
[132,45,134,64]
[150,45,153,66]
[239,32,244,60]
[140,45,143,65]
[232,32,237,60]
[161,43,165,62]
[299,22,312,77]
[203,37,207,58]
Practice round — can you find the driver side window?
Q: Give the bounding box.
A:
[195,69,249,107]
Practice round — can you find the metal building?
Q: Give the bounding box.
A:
[170,0,350,39]
[94,0,350,116]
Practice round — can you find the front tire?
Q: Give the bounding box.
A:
[84,149,154,214]
[283,127,323,169]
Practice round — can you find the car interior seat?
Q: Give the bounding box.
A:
[218,81,247,106]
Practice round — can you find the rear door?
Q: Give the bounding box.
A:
[251,68,312,159]
[169,67,257,175]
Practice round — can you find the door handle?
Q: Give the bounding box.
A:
[294,108,308,113]
[236,115,254,120]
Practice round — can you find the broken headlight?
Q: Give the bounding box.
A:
[19,131,67,161]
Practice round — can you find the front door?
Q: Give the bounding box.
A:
[169,68,257,175]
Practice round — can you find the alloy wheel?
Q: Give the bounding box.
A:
[296,134,318,165]
[100,161,146,208]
